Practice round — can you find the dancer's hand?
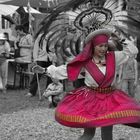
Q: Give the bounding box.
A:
[30,61,37,69]
[32,65,45,74]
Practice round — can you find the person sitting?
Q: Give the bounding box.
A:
[43,78,63,107]
[0,33,11,93]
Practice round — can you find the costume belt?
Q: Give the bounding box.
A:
[87,86,115,93]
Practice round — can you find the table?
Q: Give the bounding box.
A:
[7,59,32,89]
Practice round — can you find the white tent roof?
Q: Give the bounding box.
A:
[0,4,17,15]
[23,7,41,14]
[0,4,40,15]
[0,0,10,3]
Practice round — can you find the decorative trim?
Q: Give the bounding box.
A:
[56,110,140,123]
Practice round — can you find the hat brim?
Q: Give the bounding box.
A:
[85,29,112,44]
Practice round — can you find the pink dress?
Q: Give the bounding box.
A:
[47,41,140,128]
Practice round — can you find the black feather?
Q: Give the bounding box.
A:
[69,38,76,56]
[36,0,95,38]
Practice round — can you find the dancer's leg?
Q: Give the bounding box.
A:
[77,128,96,140]
[101,126,113,140]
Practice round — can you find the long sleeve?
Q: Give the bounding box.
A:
[115,38,138,66]
[47,65,68,80]
[5,41,11,57]
[5,41,11,52]
[134,59,138,84]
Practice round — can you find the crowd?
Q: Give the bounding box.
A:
[0,24,61,107]
[0,23,140,140]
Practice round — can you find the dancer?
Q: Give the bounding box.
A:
[33,29,140,140]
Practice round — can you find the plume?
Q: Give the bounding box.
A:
[35,0,140,63]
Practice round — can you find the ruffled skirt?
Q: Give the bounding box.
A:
[55,86,140,128]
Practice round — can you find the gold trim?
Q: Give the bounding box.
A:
[87,86,115,93]
[56,110,140,123]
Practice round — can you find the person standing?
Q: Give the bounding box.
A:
[15,25,33,62]
[118,36,138,97]
[0,33,11,93]
[119,55,138,97]
[26,34,52,97]
[35,29,140,140]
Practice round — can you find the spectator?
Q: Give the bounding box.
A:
[118,36,138,97]
[0,33,11,93]
[15,25,33,62]
[43,78,63,107]
[119,54,138,97]
[26,34,52,97]
[4,32,15,55]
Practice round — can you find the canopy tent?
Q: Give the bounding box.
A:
[0,0,59,8]
[0,4,17,15]
[0,4,40,15]
[0,3,42,37]
[0,0,10,3]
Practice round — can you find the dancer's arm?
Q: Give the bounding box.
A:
[134,59,138,86]
[115,38,138,66]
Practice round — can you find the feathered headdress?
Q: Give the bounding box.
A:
[36,0,140,60]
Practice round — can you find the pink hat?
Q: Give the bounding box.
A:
[85,29,111,45]
[91,34,109,46]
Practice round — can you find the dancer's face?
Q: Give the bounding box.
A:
[93,43,108,58]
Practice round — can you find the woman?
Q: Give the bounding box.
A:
[15,25,33,62]
[34,29,140,140]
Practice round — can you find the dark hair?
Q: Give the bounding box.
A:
[110,33,123,51]
[4,32,9,41]
[15,25,26,33]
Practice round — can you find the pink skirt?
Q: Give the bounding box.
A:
[55,86,140,128]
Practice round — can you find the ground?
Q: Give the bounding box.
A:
[0,89,140,140]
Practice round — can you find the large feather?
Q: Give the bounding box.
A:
[36,0,90,37]
[35,0,140,64]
